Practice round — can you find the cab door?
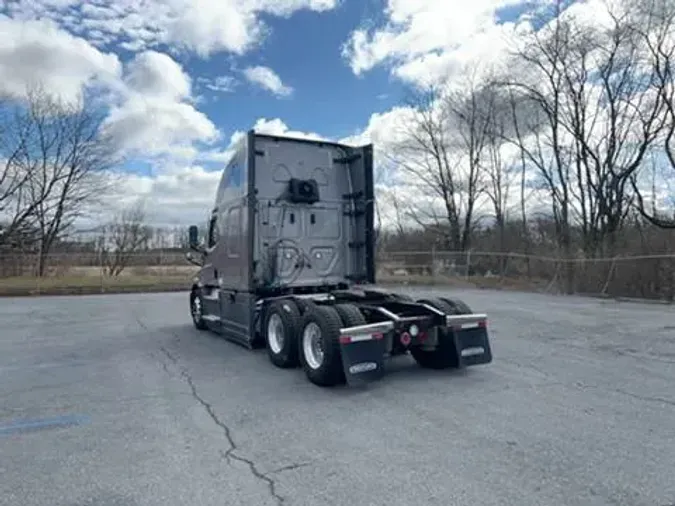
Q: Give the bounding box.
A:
[199,212,220,289]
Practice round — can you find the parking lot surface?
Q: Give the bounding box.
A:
[1,288,674,506]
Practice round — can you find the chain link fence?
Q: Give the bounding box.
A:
[376,249,675,302]
[1,249,673,301]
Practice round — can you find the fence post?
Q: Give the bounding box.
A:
[466,249,471,281]
[35,252,41,295]
[600,257,617,296]
[99,247,104,294]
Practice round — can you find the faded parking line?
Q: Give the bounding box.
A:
[0,414,90,436]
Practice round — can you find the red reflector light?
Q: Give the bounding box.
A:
[339,336,351,344]
[400,332,411,346]
[372,332,384,340]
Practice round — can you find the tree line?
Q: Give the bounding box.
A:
[0,85,198,278]
[380,0,675,294]
[1,0,674,295]
[0,86,119,275]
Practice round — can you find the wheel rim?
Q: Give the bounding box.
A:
[192,295,202,322]
[302,322,324,370]
[267,313,285,354]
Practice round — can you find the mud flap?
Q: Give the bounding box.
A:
[339,337,387,386]
[453,327,493,367]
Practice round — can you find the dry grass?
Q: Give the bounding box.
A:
[1,266,549,297]
[0,265,198,297]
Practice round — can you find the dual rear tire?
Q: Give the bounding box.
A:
[262,295,473,381]
[262,300,365,387]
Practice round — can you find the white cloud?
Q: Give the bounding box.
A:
[0,3,341,231]
[337,0,675,232]
[99,118,332,227]
[124,50,191,100]
[250,118,326,140]
[107,164,222,228]
[102,50,219,158]
[0,14,218,160]
[197,75,238,93]
[195,117,327,165]
[103,97,218,158]
[341,0,555,87]
[243,66,293,97]
[340,106,416,149]
[0,14,122,103]
[5,0,340,57]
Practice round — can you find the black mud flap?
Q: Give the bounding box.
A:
[454,327,493,367]
[339,338,387,386]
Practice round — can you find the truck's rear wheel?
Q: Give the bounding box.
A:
[410,298,459,369]
[299,305,345,387]
[190,289,208,331]
[333,303,366,327]
[439,297,472,314]
[263,299,301,368]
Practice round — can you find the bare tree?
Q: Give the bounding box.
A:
[388,189,408,239]
[497,20,577,292]
[102,201,152,276]
[557,4,666,254]
[19,86,118,275]
[494,0,670,289]
[391,77,490,252]
[0,85,119,274]
[503,87,536,277]
[0,96,41,247]
[479,84,521,272]
[630,0,675,228]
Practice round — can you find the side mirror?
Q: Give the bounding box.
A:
[188,225,200,250]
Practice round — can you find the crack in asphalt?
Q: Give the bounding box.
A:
[158,346,287,505]
[265,462,312,476]
[498,358,675,409]
[570,381,675,409]
[612,388,675,408]
[133,313,288,504]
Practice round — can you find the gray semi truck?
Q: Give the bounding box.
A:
[186,130,493,387]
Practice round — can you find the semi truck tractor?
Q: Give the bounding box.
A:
[186,130,493,387]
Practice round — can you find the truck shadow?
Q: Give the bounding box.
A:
[383,356,472,382]
[151,323,477,394]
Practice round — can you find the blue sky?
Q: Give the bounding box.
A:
[189,1,406,141]
[0,0,580,226]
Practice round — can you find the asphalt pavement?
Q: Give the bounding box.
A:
[1,288,675,506]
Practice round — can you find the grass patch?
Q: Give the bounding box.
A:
[0,274,194,297]
[1,271,550,297]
